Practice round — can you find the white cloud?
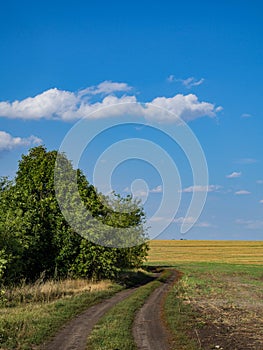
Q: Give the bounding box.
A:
[149,215,215,228]
[150,185,163,193]
[181,77,205,88]
[226,171,242,178]
[0,131,42,151]
[133,190,148,197]
[123,186,148,197]
[0,82,222,123]
[195,221,215,228]
[168,76,205,88]
[235,190,251,195]
[167,75,175,82]
[241,113,252,118]
[145,94,220,122]
[149,216,167,223]
[259,200,263,204]
[173,216,196,224]
[256,180,263,184]
[181,185,221,193]
[173,216,214,227]
[78,80,132,96]
[235,158,258,164]
[0,88,78,120]
[236,219,263,230]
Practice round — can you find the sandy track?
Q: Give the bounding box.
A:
[41,287,138,350]
[132,271,177,350]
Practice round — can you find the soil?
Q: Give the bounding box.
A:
[132,271,177,350]
[40,287,138,350]
[187,275,263,350]
[190,301,263,350]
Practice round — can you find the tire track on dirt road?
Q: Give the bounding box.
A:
[132,270,177,350]
[41,287,139,350]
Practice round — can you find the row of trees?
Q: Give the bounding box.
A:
[0,146,149,283]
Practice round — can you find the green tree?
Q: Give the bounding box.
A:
[0,146,148,283]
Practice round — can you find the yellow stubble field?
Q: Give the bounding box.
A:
[147,240,263,265]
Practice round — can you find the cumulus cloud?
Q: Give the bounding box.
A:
[0,89,78,120]
[236,219,263,230]
[226,171,242,178]
[144,94,219,122]
[0,131,42,151]
[181,185,221,193]
[0,82,222,123]
[235,190,251,195]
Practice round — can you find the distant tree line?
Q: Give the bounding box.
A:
[0,146,148,283]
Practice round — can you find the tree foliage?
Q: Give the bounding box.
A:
[0,146,148,283]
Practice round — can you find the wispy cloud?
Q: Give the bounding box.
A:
[123,186,148,197]
[78,80,132,96]
[226,171,242,178]
[241,113,252,118]
[167,76,205,88]
[236,219,263,230]
[0,83,222,123]
[259,200,263,204]
[256,180,263,184]
[167,75,175,82]
[149,215,215,228]
[235,158,258,164]
[150,185,163,193]
[173,216,215,227]
[235,190,251,195]
[181,77,205,88]
[123,184,163,197]
[181,185,221,193]
[0,131,42,151]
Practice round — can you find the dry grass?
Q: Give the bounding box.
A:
[2,277,112,306]
[0,278,119,349]
[148,240,263,265]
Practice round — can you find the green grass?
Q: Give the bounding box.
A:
[0,270,154,350]
[86,269,172,350]
[164,277,200,350]
[0,285,122,350]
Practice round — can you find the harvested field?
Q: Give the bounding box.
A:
[148,240,263,265]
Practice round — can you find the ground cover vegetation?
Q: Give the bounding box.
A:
[148,241,263,349]
[86,269,172,350]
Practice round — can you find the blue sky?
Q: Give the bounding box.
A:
[0,0,262,240]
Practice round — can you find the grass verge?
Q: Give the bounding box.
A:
[0,284,122,350]
[163,271,200,350]
[86,269,172,350]
[0,270,152,350]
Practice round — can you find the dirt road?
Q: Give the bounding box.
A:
[132,271,177,350]
[41,271,176,350]
[41,287,138,350]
